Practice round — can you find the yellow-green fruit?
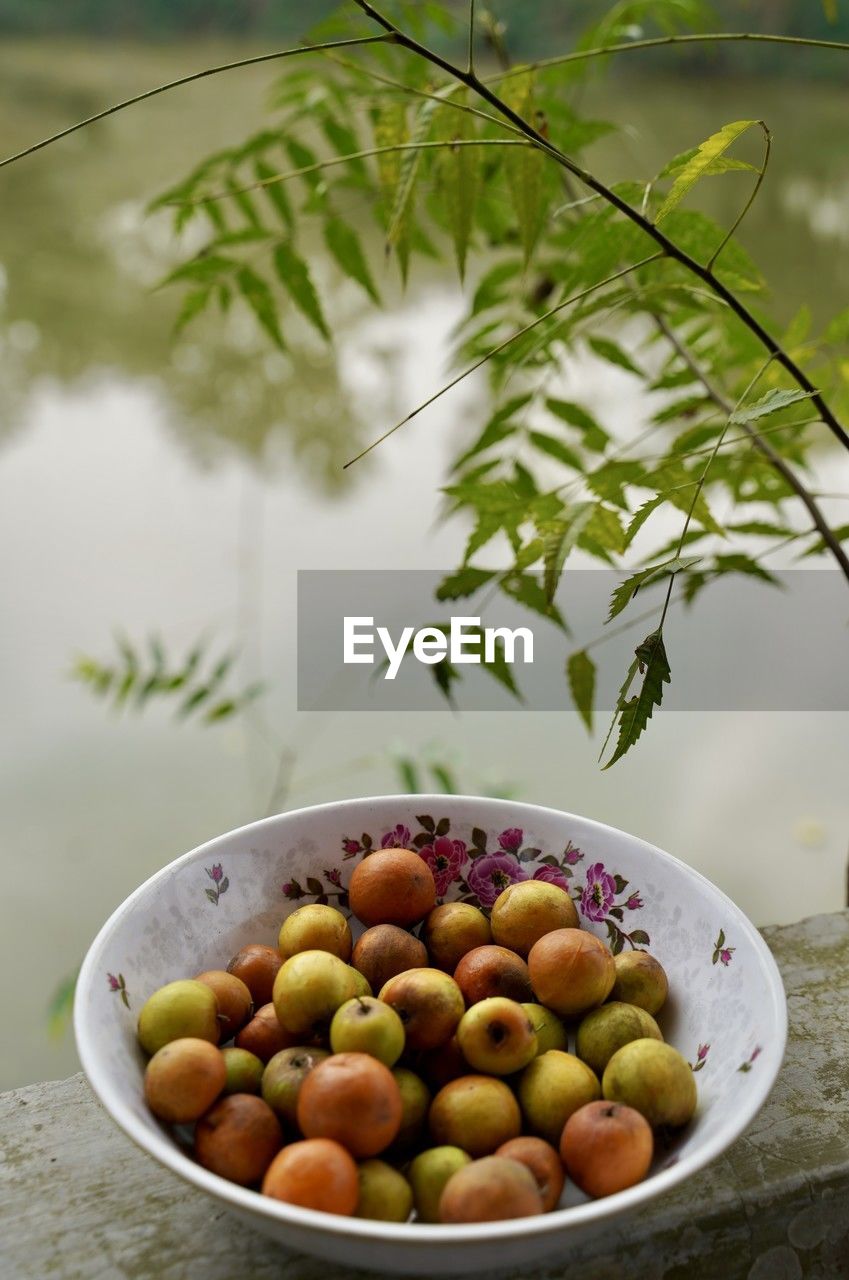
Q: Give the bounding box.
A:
[491,880,579,956]
[137,979,219,1056]
[356,1159,414,1222]
[522,1003,568,1055]
[278,904,352,962]
[603,1039,697,1128]
[221,1046,264,1094]
[392,1067,431,1150]
[610,950,669,1015]
[576,1002,663,1076]
[350,967,372,999]
[144,1038,225,1123]
[518,1050,601,1145]
[272,950,358,1038]
[330,996,405,1067]
[456,997,538,1075]
[429,1076,521,1156]
[409,1146,472,1223]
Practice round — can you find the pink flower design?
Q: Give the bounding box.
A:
[626,891,644,911]
[719,948,733,966]
[467,851,528,907]
[697,1043,710,1062]
[419,836,469,897]
[207,863,223,884]
[381,824,412,849]
[107,973,120,992]
[342,838,362,858]
[107,972,130,1008]
[738,1044,762,1073]
[580,861,617,922]
[282,879,304,900]
[533,865,571,891]
[323,867,342,887]
[498,827,523,853]
[751,1045,762,1062]
[712,928,735,966]
[563,843,584,866]
[204,863,229,905]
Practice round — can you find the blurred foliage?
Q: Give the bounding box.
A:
[146,0,849,762]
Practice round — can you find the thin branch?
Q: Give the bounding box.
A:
[177,138,532,207]
[351,0,849,456]
[486,31,849,82]
[468,0,477,75]
[707,123,771,270]
[654,314,849,585]
[342,252,664,469]
[0,34,395,170]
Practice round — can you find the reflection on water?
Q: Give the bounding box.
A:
[1,42,847,1091]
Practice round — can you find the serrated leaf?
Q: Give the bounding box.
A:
[436,567,495,600]
[567,650,596,733]
[658,147,756,180]
[545,399,609,452]
[501,69,546,265]
[608,556,700,621]
[580,504,626,556]
[623,496,664,549]
[502,572,567,631]
[254,159,293,227]
[540,505,593,602]
[711,553,782,585]
[730,387,816,425]
[603,630,671,768]
[324,218,379,304]
[454,395,533,471]
[587,335,642,377]
[528,431,582,471]
[656,120,759,223]
[273,243,330,340]
[374,99,411,280]
[435,91,479,282]
[236,265,285,349]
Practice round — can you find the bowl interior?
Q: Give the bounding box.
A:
[75,795,786,1243]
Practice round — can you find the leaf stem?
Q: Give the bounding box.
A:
[468,0,477,75]
[350,0,849,456]
[707,122,771,270]
[0,34,395,170]
[486,31,849,82]
[178,138,533,206]
[342,252,663,468]
[654,314,849,585]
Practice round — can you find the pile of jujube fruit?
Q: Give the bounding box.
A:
[136,847,696,1223]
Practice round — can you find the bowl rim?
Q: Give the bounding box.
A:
[75,793,788,1249]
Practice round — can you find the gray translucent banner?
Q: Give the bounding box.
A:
[297,570,849,712]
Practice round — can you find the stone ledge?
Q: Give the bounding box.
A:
[1,910,848,1279]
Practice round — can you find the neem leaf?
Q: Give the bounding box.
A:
[273,243,330,340]
[602,630,671,769]
[656,120,759,224]
[607,556,700,622]
[567,650,596,733]
[324,218,380,304]
[729,387,816,425]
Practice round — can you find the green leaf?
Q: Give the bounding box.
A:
[435,91,479,282]
[602,630,671,769]
[579,504,626,556]
[607,556,700,621]
[623,496,664,549]
[236,265,285,349]
[173,287,212,334]
[324,218,380,304]
[161,254,234,287]
[540,505,594,602]
[730,387,816,425]
[436,567,495,600]
[711,553,782,586]
[656,120,759,224]
[545,399,609,452]
[501,572,567,631]
[528,431,582,471]
[824,0,838,21]
[273,243,330,340]
[254,159,293,227]
[567,650,596,733]
[587,335,642,377]
[454,395,533,471]
[501,69,546,265]
[658,147,755,180]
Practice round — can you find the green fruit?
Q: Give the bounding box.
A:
[517,1050,600,1145]
[278,904,352,962]
[522,1003,567,1055]
[356,1159,413,1222]
[272,950,358,1038]
[137,979,218,1056]
[391,1067,431,1151]
[350,967,372,999]
[261,1046,330,1124]
[408,1146,471,1223]
[610,950,669,1015]
[603,1038,697,1128]
[221,1046,264,1095]
[330,996,405,1067]
[456,997,537,1075]
[576,1002,662,1075]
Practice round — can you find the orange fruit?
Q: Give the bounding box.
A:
[262,1138,358,1214]
[297,1051,402,1157]
[348,849,436,928]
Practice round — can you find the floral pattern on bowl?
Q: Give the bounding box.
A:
[75,794,787,1277]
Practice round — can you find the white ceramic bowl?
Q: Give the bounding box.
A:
[75,795,786,1275]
